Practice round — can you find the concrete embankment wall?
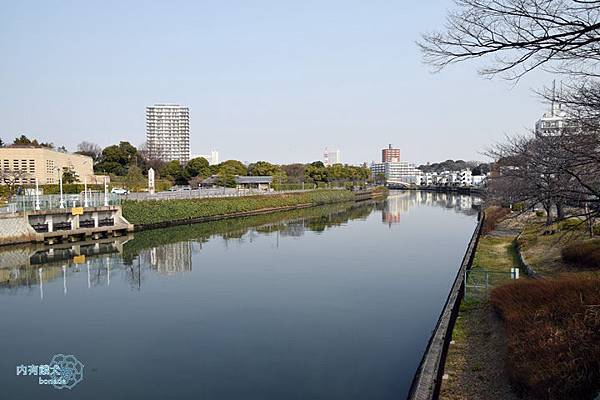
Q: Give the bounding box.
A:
[0,206,133,247]
[0,213,37,246]
[407,212,485,400]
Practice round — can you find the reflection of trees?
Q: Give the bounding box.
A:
[0,191,481,293]
[122,201,374,261]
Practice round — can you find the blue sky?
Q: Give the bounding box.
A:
[0,0,551,165]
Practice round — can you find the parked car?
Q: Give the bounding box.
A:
[111,188,129,195]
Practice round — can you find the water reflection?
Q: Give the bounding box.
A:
[0,191,481,400]
[383,190,480,226]
[0,191,480,298]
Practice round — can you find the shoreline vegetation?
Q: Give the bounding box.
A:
[122,187,387,230]
[441,207,600,400]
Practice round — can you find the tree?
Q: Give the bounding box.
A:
[124,164,145,191]
[281,164,306,183]
[215,164,238,188]
[13,135,37,146]
[419,0,600,80]
[305,163,329,183]
[247,161,287,183]
[0,138,4,147]
[62,167,78,184]
[487,131,600,227]
[76,141,102,161]
[95,141,139,175]
[215,160,248,176]
[185,157,211,178]
[161,160,188,185]
[0,167,30,196]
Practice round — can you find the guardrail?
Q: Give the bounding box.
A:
[123,187,344,202]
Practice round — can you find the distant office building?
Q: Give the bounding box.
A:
[323,148,341,166]
[0,146,107,185]
[194,150,219,165]
[146,104,190,162]
[382,144,400,162]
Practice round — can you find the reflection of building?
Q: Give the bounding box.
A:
[381,190,480,226]
[143,242,193,275]
[382,194,404,225]
[146,103,190,162]
[0,146,107,185]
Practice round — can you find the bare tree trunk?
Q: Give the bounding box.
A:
[544,202,553,226]
[556,201,565,220]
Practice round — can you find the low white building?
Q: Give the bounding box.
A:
[419,169,486,187]
[371,161,422,184]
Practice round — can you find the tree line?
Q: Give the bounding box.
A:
[419,0,600,232]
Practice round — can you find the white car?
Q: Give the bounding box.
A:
[110,188,129,195]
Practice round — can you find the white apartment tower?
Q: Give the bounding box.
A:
[146,104,190,162]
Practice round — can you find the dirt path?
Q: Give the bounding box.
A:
[439,300,520,400]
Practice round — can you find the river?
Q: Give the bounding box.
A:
[0,190,479,400]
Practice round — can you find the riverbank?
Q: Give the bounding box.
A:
[440,209,600,400]
[123,188,387,230]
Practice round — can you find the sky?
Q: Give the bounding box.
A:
[0,0,553,165]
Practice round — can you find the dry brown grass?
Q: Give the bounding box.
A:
[562,239,600,269]
[491,275,600,399]
[483,207,511,234]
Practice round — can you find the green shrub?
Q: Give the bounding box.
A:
[593,225,600,236]
[561,239,600,268]
[535,210,545,217]
[122,189,356,226]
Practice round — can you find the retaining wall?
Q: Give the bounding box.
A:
[407,212,485,400]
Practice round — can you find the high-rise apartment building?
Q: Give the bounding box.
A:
[146,104,190,162]
[382,144,400,162]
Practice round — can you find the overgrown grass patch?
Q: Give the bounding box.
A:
[491,275,600,399]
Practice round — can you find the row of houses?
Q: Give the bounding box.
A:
[370,160,487,187]
[419,170,487,187]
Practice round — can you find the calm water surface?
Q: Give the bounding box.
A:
[0,191,479,400]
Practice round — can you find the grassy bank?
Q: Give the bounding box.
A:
[442,208,600,400]
[441,213,520,400]
[121,189,357,226]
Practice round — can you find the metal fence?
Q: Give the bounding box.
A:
[464,267,520,299]
[122,187,339,201]
[2,187,348,213]
[7,193,122,213]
